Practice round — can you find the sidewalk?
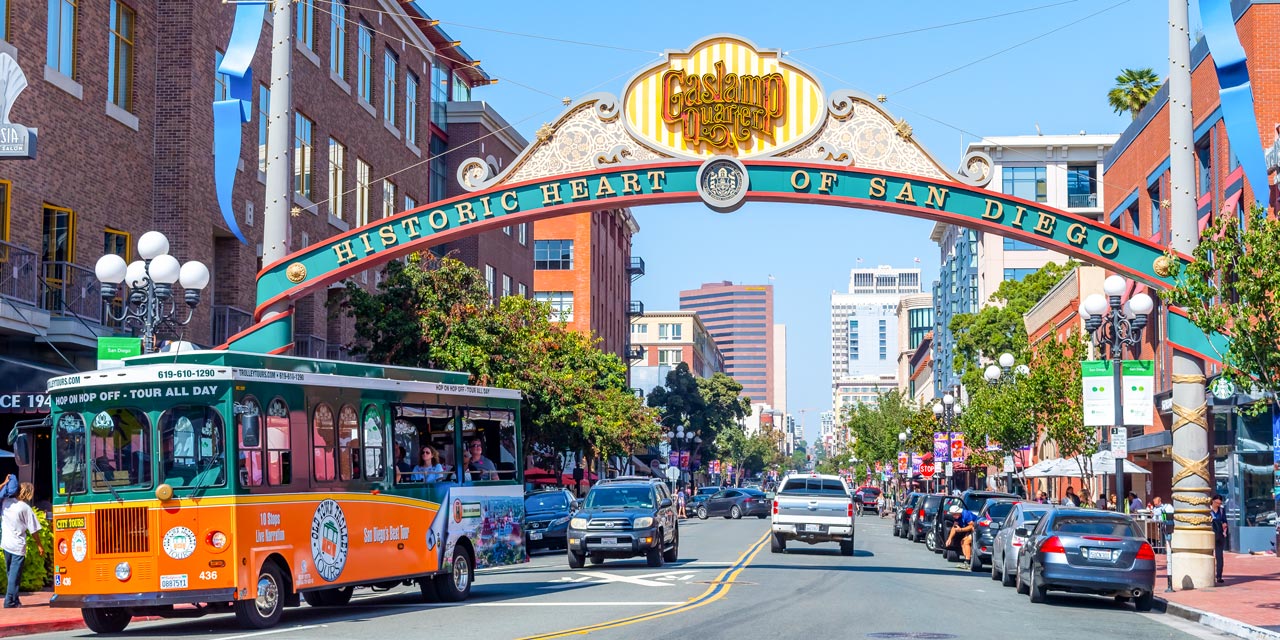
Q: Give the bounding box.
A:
[1155,551,1280,640]
[0,591,85,638]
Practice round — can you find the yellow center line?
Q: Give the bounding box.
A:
[517,530,771,640]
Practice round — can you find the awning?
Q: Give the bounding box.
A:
[0,355,76,413]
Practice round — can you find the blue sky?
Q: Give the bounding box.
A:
[427,1,1179,442]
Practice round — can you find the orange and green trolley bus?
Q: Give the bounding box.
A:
[44,350,528,633]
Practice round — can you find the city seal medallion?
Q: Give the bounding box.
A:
[696,157,749,214]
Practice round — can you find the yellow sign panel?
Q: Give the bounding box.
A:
[623,35,824,158]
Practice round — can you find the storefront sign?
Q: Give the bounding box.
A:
[1209,376,1236,401]
[0,392,49,414]
[0,53,37,160]
[97,337,142,369]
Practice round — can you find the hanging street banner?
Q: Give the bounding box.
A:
[1122,360,1154,426]
[910,454,922,476]
[1082,360,1115,427]
[949,432,966,463]
[897,452,908,473]
[933,432,951,463]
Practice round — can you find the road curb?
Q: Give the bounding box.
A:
[0,618,85,638]
[1158,598,1280,640]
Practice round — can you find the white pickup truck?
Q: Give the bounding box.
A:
[770,473,856,556]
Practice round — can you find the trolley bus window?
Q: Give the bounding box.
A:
[89,408,152,492]
[393,405,457,484]
[313,404,337,482]
[463,409,516,482]
[338,405,361,481]
[362,405,386,481]
[160,406,226,488]
[236,397,263,487]
[56,413,86,495]
[265,398,291,485]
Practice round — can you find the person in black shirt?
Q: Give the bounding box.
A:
[1210,494,1228,584]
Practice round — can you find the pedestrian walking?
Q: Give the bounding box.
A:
[1211,494,1228,584]
[2,476,43,609]
[1151,496,1173,548]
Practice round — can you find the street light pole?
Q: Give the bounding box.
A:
[95,231,210,354]
[1080,276,1153,513]
[933,393,960,493]
[985,352,1031,494]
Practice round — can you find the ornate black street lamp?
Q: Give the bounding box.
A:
[95,231,210,354]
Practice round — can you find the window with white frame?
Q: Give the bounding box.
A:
[518,223,527,245]
[383,49,397,125]
[658,349,682,365]
[382,179,396,218]
[534,291,573,322]
[631,323,648,335]
[405,73,418,146]
[327,139,345,219]
[355,158,370,227]
[484,265,495,301]
[328,1,345,78]
[658,323,683,341]
[502,274,511,298]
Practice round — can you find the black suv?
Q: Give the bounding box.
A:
[566,479,679,568]
[524,488,578,552]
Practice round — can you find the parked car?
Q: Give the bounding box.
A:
[696,488,770,519]
[770,473,856,555]
[566,479,679,568]
[933,490,1019,559]
[688,486,719,512]
[854,486,882,514]
[991,502,1053,586]
[911,494,945,545]
[894,492,922,538]
[1015,509,1156,610]
[524,488,578,552]
[966,498,1020,570]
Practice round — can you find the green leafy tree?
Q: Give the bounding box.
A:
[1107,68,1162,120]
[647,365,752,462]
[845,390,925,468]
[1030,329,1094,476]
[957,375,1036,472]
[950,261,1076,385]
[1164,207,1280,410]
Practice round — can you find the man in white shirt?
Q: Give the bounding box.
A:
[1,476,43,608]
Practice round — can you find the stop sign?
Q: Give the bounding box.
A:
[920,462,935,478]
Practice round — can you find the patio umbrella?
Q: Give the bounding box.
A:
[1089,450,1150,475]
[1023,458,1062,478]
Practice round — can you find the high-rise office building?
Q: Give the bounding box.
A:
[830,266,921,416]
[679,282,774,406]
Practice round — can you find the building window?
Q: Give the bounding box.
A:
[534,291,573,322]
[1002,166,1047,203]
[534,239,573,270]
[404,195,416,211]
[382,180,396,218]
[214,51,229,101]
[1196,137,1212,197]
[484,265,495,301]
[41,205,76,308]
[405,73,419,146]
[1127,203,1141,235]
[658,349,682,365]
[257,84,270,173]
[103,228,129,326]
[47,0,77,78]
[1,0,8,42]
[328,1,345,78]
[1148,184,1162,237]
[518,283,527,298]
[1003,268,1038,282]
[430,63,448,131]
[355,158,370,227]
[327,139,345,219]
[1066,165,1097,208]
[502,274,511,298]
[452,72,471,102]
[502,226,511,236]
[429,137,447,201]
[107,1,135,112]
[631,323,648,335]
[295,0,315,50]
[1002,237,1040,251]
[294,113,314,201]
[383,49,397,125]
[658,323,683,341]
[518,223,527,246]
[356,21,373,103]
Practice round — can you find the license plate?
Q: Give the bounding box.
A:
[600,537,618,545]
[1085,548,1115,561]
[160,574,188,590]
[529,532,543,540]
[805,524,821,533]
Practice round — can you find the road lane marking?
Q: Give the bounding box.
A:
[211,625,327,640]
[517,531,771,640]
[539,570,699,589]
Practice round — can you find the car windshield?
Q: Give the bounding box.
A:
[585,486,654,509]
[698,487,719,495]
[525,493,569,513]
[984,502,1016,520]
[1051,517,1139,537]
[861,488,881,496]
[922,495,943,511]
[779,477,847,496]
[964,493,1013,511]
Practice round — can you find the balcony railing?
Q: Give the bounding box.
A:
[629,300,644,316]
[1067,193,1098,209]
[626,344,644,360]
[628,256,645,280]
[294,333,327,359]
[326,343,362,362]
[211,305,253,346]
[42,261,103,323]
[0,240,39,306]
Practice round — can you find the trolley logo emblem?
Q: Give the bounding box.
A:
[162,526,197,560]
[452,499,464,524]
[310,499,349,582]
[71,530,87,562]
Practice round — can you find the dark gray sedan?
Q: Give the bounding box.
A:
[1015,509,1157,610]
[696,488,770,519]
[990,502,1052,585]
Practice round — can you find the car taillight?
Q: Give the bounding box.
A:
[978,518,991,527]
[847,503,854,518]
[1040,536,1065,554]
[772,500,778,515]
[905,508,913,516]
[1136,542,1156,560]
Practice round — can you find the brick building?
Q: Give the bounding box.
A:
[1100,0,1279,551]
[0,1,521,417]
[532,209,639,363]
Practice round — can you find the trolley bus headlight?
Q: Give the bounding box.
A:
[207,531,229,551]
[569,518,588,530]
[114,562,131,582]
[57,539,68,557]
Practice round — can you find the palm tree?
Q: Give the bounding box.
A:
[1107,68,1162,120]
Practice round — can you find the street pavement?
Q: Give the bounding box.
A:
[22,514,1232,639]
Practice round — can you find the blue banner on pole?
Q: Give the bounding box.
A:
[1198,0,1269,206]
[212,1,268,245]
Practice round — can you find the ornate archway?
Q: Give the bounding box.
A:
[226,35,1215,360]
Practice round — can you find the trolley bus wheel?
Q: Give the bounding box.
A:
[235,562,285,629]
[82,607,131,634]
[434,546,473,602]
